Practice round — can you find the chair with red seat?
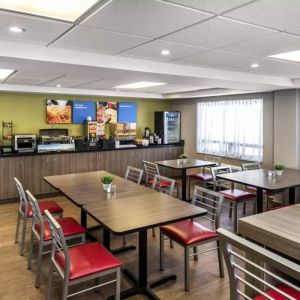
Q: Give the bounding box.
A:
[218,228,300,300]
[159,186,224,292]
[14,177,63,256]
[211,166,256,233]
[125,165,144,184]
[26,190,86,288]
[45,210,121,300]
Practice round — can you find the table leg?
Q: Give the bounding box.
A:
[182,168,187,201]
[256,188,264,213]
[289,188,295,205]
[81,208,87,228]
[103,228,111,250]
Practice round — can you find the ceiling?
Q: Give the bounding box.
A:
[0,0,299,99]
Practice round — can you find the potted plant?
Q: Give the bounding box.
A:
[179,153,188,163]
[273,163,284,176]
[101,175,114,191]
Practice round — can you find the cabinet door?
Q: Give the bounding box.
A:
[24,155,51,195]
[50,154,75,176]
[0,157,25,200]
[72,152,98,173]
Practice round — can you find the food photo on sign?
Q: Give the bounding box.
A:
[46,99,72,124]
[96,102,117,124]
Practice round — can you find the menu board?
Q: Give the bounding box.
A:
[118,102,137,123]
[96,102,117,124]
[46,99,72,124]
[72,101,96,124]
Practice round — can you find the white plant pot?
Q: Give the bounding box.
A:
[275,170,283,176]
[181,158,188,163]
[102,183,112,191]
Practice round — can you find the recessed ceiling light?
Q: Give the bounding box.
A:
[161,49,171,56]
[0,0,99,22]
[250,63,259,68]
[114,81,167,89]
[0,68,15,81]
[9,26,25,33]
[269,50,300,63]
[56,84,61,88]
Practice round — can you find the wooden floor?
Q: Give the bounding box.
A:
[0,195,255,300]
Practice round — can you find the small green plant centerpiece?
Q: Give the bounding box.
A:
[273,163,284,176]
[179,153,188,163]
[101,175,114,191]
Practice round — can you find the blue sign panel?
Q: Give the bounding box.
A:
[117,102,137,123]
[72,101,96,124]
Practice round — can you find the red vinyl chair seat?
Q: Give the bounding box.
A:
[24,200,63,218]
[220,189,254,202]
[148,179,178,188]
[254,284,300,300]
[35,217,86,241]
[160,220,218,246]
[55,242,121,281]
[188,173,213,182]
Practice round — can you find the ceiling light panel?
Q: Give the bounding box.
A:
[0,68,15,80]
[115,81,167,89]
[0,0,99,22]
[270,50,300,63]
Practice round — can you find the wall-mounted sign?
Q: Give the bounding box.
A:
[118,102,137,123]
[72,101,96,124]
[46,99,72,124]
[96,102,117,124]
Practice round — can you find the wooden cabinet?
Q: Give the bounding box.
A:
[0,145,184,201]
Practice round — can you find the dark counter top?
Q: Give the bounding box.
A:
[0,142,184,158]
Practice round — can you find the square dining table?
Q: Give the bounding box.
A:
[155,159,216,201]
[216,168,298,213]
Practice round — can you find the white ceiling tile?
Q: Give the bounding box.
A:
[53,26,150,55]
[120,40,209,61]
[225,0,300,31]
[162,16,275,48]
[75,79,125,90]
[163,0,254,14]
[40,78,92,88]
[287,27,300,37]
[0,11,72,45]
[82,0,212,38]
[223,33,300,56]
[5,75,53,85]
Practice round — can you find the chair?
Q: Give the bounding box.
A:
[125,165,143,184]
[160,186,224,292]
[187,155,222,199]
[241,162,285,210]
[26,190,86,288]
[218,228,300,300]
[14,177,63,256]
[211,166,256,233]
[45,210,121,300]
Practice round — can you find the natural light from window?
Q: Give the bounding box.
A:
[196,99,263,162]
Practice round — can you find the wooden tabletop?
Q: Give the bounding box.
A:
[44,171,154,206]
[155,159,216,170]
[83,192,207,235]
[239,204,300,261]
[216,168,300,191]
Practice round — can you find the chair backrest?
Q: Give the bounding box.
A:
[211,165,233,190]
[125,166,143,184]
[26,190,44,237]
[192,186,223,230]
[204,154,222,166]
[143,161,160,184]
[45,209,70,281]
[14,177,28,214]
[152,174,175,196]
[241,162,260,171]
[218,228,300,300]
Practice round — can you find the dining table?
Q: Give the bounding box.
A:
[216,168,299,213]
[155,159,216,201]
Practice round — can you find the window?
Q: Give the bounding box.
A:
[196,99,263,161]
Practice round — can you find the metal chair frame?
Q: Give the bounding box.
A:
[45,210,121,300]
[26,190,86,288]
[211,166,256,233]
[14,177,62,256]
[143,161,160,187]
[160,186,224,292]
[125,166,144,184]
[218,228,300,300]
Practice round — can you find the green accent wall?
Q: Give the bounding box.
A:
[0,92,170,139]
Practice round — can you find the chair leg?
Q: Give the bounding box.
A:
[193,246,198,261]
[216,240,224,278]
[242,202,247,215]
[35,239,44,288]
[27,229,34,269]
[115,268,121,300]
[47,262,54,300]
[169,239,174,248]
[123,235,127,246]
[20,217,27,256]
[252,200,257,214]
[184,247,190,292]
[160,231,165,271]
[152,228,156,237]
[233,202,238,233]
[188,178,191,200]
[62,278,69,300]
[15,211,21,243]
[229,202,233,218]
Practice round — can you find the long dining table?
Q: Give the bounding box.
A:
[44,171,207,300]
